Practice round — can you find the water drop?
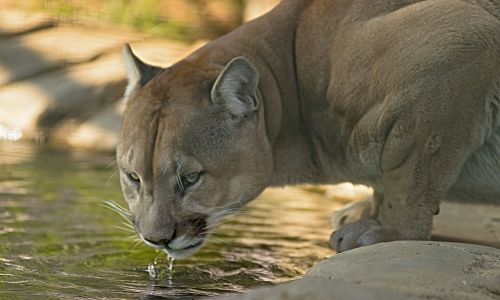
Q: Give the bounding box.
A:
[147,263,157,280]
[167,256,175,272]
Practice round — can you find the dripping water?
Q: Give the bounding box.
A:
[147,255,175,280]
[168,256,175,272]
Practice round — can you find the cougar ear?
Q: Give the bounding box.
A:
[122,43,162,101]
[211,57,259,116]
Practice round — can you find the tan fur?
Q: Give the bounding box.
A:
[118,0,500,256]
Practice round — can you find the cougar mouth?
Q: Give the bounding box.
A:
[103,200,209,258]
[140,233,206,258]
[164,239,205,259]
[179,239,203,250]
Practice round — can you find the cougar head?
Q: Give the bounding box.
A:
[116,44,273,258]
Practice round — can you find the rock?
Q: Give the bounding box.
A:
[433,201,500,249]
[0,25,138,85]
[64,101,124,152]
[212,277,418,300]
[58,40,193,151]
[0,35,192,146]
[0,11,55,37]
[307,241,500,299]
[0,53,127,141]
[214,241,500,300]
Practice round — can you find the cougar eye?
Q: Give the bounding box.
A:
[181,172,202,188]
[126,172,141,185]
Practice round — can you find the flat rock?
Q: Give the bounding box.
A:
[0,25,138,85]
[213,277,418,300]
[59,41,192,151]
[0,11,55,37]
[307,241,500,300]
[433,201,500,249]
[213,242,500,300]
[63,101,124,152]
[0,39,192,144]
[0,53,126,139]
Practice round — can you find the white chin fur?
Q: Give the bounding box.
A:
[165,242,204,259]
[140,233,205,258]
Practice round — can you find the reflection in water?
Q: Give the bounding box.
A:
[0,125,23,142]
[168,257,175,272]
[0,142,341,299]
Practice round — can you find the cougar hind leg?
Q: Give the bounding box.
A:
[330,192,382,231]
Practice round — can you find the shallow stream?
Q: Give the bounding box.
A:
[0,142,341,299]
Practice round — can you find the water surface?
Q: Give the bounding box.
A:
[0,142,340,299]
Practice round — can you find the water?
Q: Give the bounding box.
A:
[0,142,342,299]
[167,257,174,273]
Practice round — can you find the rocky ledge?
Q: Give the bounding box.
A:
[0,10,197,151]
[0,2,279,151]
[214,241,500,300]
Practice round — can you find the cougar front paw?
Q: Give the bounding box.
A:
[330,219,380,252]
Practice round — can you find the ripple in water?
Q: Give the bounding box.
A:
[147,256,175,281]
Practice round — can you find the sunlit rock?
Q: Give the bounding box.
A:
[0,10,54,37]
[65,101,124,152]
[307,241,500,299]
[0,53,126,141]
[214,277,414,300]
[0,24,138,86]
[215,241,500,300]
